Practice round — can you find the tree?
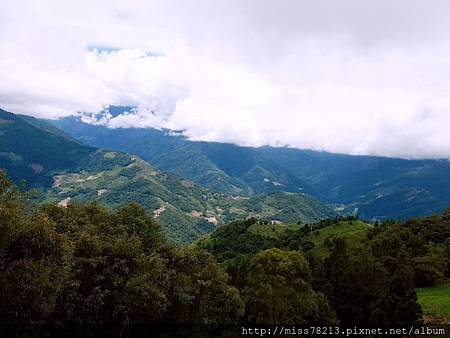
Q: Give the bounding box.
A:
[374,256,422,326]
[165,246,244,324]
[0,213,73,322]
[242,248,335,324]
[0,170,25,249]
[322,238,421,326]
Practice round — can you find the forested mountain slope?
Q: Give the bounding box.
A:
[51,114,312,196]
[50,107,450,220]
[1,108,336,242]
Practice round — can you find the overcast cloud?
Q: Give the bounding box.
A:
[1,0,450,158]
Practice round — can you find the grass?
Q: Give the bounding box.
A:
[417,282,450,324]
[311,220,371,244]
[248,222,300,238]
[248,220,371,240]
[304,220,372,257]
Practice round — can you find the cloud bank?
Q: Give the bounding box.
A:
[1,0,450,159]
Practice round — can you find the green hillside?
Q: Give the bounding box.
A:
[50,109,450,221]
[199,207,449,326]
[0,109,96,187]
[0,108,337,243]
[237,192,338,224]
[1,170,449,331]
[197,216,369,262]
[245,219,371,254]
[42,164,337,243]
[39,153,217,243]
[258,147,450,220]
[50,113,313,195]
[417,283,450,324]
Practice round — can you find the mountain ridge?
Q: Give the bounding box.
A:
[48,109,450,220]
[0,108,337,243]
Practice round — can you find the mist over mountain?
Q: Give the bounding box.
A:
[48,107,450,221]
[3,1,450,159]
[0,108,336,242]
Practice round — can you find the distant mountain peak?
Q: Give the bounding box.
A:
[76,105,138,126]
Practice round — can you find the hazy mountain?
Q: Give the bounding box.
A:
[257,147,450,220]
[0,109,96,188]
[50,115,312,196]
[49,107,450,220]
[0,108,337,242]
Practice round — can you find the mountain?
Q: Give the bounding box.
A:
[50,115,313,196]
[0,108,337,243]
[230,192,338,225]
[257,147,450,220]
[49,107,450,220]
[0,109,96,188]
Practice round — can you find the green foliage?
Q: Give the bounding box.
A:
[0,170,25,248]
[238,192,337,224]
[165,246,244,324]
[198,218,279,261]
[320,238,421,326]
[0,109,96,188]
[368,214,450,287]
[0,173,243,330]
[242,248,336,324]
[417,282,450,323]
[1,167,449,328]
[200,209,450,326]
[412,254,448,287]
[199,217,370,262]
[1,110,337,244]
[0,213,73,322]
[282,218,370,255]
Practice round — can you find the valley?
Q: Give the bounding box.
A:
[49,106,450,221]
[0,108,337,243]
[3,106,450,241]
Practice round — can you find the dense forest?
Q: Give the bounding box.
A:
[0,170,449,336]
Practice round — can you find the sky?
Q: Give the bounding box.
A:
[1,0,450,159]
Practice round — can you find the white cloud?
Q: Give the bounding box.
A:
[1,0,450,158]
